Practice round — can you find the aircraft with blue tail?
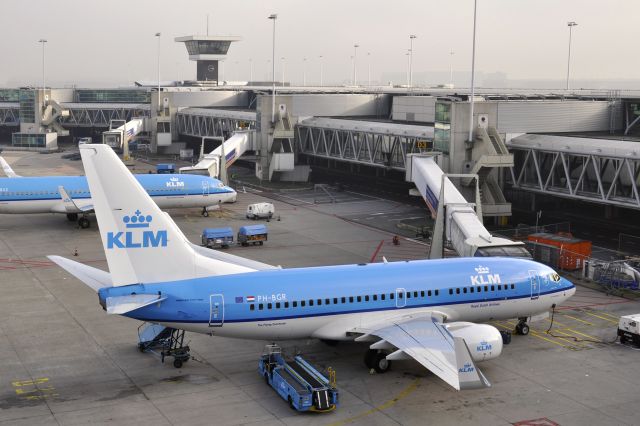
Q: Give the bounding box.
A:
[48,144,576,391]
[0,156,236,228]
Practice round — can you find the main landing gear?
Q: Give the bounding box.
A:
[67,213,90,229]
[201,207,209,217]
[515,317,530,336]
[364,349,391,374]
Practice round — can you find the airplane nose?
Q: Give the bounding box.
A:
[563,278,576,296]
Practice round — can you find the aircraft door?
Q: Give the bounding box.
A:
[209,294,224,327]
[528,271,540,300]
[395,288,406,308]
[202,180,210,197]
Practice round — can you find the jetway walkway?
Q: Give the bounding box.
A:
[0,102,19,126]
[406,154,528,258]
[179,130,255,180]
[507,134,640,210]
[176,108,256,139]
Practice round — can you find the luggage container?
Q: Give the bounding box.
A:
[238,224,268,246]
[156,163,176,174]
[201,227,234,249]
[526,232,591,270]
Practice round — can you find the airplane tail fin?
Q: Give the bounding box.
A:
[0,156,20,178]
[78,144,253,286]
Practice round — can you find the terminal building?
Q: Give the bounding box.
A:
[2,35,640,224]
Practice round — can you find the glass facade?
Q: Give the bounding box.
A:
[12,133,46,147]
[185,40,231,55]
[19,90,36,123]
[434,102,451,154]
[75,89,150,103]
[0,89,20,102]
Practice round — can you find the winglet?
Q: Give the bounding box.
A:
[454,337,491,389]
[0,156,20,178]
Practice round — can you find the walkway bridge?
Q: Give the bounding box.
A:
[176,108,256,138]
[507,134,640,210]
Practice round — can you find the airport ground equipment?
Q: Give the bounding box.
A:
[202,227,234,249]
[137,323,191,368]
[246,202,274,220]
[156,163,176,174]
[259,344,338,412]
[527,233,592,271]
[618,314,640,346]
[238,224,268,246]
[405,153,529,258]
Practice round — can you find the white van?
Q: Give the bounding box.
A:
[246,202,274,220]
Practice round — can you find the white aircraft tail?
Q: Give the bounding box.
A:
[79,144,254,286]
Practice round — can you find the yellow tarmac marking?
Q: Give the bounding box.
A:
[547,329,588,347]
[529,330,573,349]
[581,311,619,324]
[544,318,568,328]
[559,313,594,326]
[566,328,602,342]
[11,377,58,400]
[594,311,620,321]
[327,378,420,426]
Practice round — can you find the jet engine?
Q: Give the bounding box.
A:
[444,322,503,362]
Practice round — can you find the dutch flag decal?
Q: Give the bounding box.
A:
[246,296,255,302]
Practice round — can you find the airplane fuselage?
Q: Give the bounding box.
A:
[0,174,236,214]
[99,257,575,341]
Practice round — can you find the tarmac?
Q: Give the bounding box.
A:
[1,151,640,425]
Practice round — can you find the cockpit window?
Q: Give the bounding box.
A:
[218,182,225,188]
[549,273,561,282]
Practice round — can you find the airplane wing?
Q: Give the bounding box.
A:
[57,186,94,213]
[356,315,490,391]
[0,156,20,178]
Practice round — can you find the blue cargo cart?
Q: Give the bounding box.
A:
[238,224,268,246]
[202,227,234,249]
[259,344,338,412]
[156,163,175,174]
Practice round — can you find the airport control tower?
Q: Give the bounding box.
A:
[175,35,241,83]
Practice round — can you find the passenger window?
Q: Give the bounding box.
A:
[470,287,474,293]
[373,294,378,301]
[267,303,272,309]
[477,286,481,293]
[498,285,502,291]
[491,285,495,291]
[390,293,395,300]
[317,299,322,305]
[259,303,264,310]
[301,300,306,307]
[284,302,289,308]
[435,290,439,296]
[293,301,298,307]
[427,290,432,297]
[275,302,281,309]
[326,298,330,305]
[420,291,425,297]
[463,287,467,294]
[406,292,411,299]
[449,289,453,295]
[341,297,346,303]
[349,296,354,303]
[250,304,255,311]
[413,291,418,298]
[484,285,489,292]
[357,296,362,302]
[456,288,460,295]
[333,298,338,304]
[511,284,515,289]
[309,300,314,306]
[365,295,369,302]
[381,294,386,301]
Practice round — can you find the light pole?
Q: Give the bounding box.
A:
[319,55,324,86]
[406,51,411,86]
[249,58,253,82]
[155,32,161,112]
[367,52,371,86]
[449,50,454,86]
[566,21,578,91]
[352,44,359,85]
[468,0,477,143]
[409,35,416,87]
[38,39,47,91]
[303,57,307,86]
[268,14,277,123]
[281,57,286,86]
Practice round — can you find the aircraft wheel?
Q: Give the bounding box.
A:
[78,217,90,229]
[364,349,377,369]
[515,322,530,336]
[66,213,78,222]
[288,396,295,410]
[173,359,183,368]
[202,209,209,217]
[373,352,391,373]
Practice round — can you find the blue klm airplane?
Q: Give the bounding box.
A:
[0,156,236,228]
[48,144,575,391]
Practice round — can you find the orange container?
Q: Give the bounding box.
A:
[527,233,592,270]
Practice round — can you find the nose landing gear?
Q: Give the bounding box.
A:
[515,318,530,335]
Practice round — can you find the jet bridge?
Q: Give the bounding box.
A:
[406,154,529,258]
[179,130,254,181]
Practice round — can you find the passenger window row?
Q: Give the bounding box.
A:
[448,283,515,295]
[248,289,442,311]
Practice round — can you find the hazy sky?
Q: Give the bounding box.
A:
[1,0,639,88]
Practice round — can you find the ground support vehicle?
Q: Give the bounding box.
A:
[246,202,274,220]
[137,323,191,368]
[618,314,640,346]
[202,227,234,249]
[238,224,268,246]
[259,345,338,412]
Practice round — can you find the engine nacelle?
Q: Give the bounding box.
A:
[444,322,503,362]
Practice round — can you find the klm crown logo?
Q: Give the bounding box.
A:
[474,265,490,274]
[107,210,167,249]
[470,264,501,286]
